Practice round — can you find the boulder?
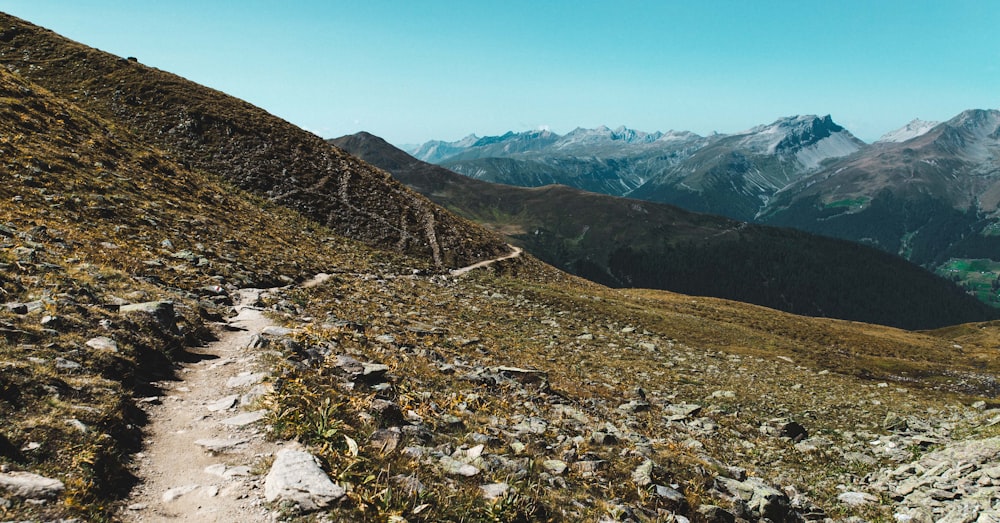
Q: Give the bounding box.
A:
[264,448,345,512]
[0,471,64,499]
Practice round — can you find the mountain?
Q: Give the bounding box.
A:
[406,133,480,163]
[332,132,997,330]
[628,115,866,220]
[5,13,1000,523]
[761,110,1000,271]
[876,118,940,143]
[435,127,709,196]
[0,14,509,269]
[417,116,864,222]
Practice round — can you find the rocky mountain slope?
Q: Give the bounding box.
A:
[5,12,1000,523]
[333,132,998,330]
[0,13,509,269]
[761,110,1000,271]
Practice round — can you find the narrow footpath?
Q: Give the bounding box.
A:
[121,289,283,522]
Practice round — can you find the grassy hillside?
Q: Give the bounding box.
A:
[0,13,509,268]
[332,132,999,330]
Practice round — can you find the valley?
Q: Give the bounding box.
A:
[410,111,1000,309]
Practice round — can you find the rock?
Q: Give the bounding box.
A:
[838,491,876,506]
[481,482,510,500]
[194,438,250,453]
[761,418,808,442]
[120,301,178,333]
[206,395,240,412]
[264,448,345,512]
[370,427,402,454]
[226,372,265,388]
[162,484,200,502]
[542,460,568,475]
[698,504,736,523]
[85,336,118,352]
[439,456,479,477]
[220,410,267,427]
[0,471,64,499]
[632,459,654,486]
[4,303,27,315]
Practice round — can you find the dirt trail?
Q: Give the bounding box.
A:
[121,289,285,522]
[449,244,523,276]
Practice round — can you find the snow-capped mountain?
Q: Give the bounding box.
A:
[875,119,940,143]
[628,115,866,220]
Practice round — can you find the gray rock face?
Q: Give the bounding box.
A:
[264,448,345,512]
[0,471,65,499]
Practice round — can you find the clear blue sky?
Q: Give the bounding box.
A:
[3,1,998,145]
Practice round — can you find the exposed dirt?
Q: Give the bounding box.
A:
[121,289,284,522]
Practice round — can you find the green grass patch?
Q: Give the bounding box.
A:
[936,258,1000,307]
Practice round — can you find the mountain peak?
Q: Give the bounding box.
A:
[876,118,940,143]
[737,115,856,158]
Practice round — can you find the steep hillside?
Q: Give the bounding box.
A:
[332,132,998,330]
[0,13,509,268]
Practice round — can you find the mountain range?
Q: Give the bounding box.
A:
[4,11,1000,523]
[410,111,1000,304]
[333,132,997,330]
